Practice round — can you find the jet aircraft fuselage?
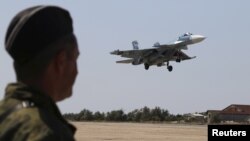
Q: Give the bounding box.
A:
[110,33,206,71]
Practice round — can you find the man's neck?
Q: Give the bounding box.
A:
[20,77,58,102]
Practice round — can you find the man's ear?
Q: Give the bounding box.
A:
[53,50,67,73]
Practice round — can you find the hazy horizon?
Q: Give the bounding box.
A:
[0,0,249,115]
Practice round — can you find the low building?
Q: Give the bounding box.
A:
[207,104,250,124]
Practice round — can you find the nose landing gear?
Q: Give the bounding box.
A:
[144,63,149,70]
[167,61,173,72]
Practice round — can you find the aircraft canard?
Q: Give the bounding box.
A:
[110,33,206,71]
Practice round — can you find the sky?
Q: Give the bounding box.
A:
[0,0,250,115]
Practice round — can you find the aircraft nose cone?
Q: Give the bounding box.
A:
[191,35,206,43]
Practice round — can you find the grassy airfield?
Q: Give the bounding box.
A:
[72,122,207,141]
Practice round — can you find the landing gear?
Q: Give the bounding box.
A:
[166,61,173,72]
[176,50,181,63]
[167,65,173,72]
[144,63,149,70]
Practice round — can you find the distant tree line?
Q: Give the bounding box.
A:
[63,106,186,122]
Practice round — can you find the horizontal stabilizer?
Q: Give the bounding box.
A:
[110,49,122,55]
[116,59,134,64]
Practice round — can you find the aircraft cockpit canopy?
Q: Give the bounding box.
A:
[183,32,193,36]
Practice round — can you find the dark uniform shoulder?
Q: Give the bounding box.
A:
[0,82,76,141]
[0,98,75,141]
[0,98,53,141]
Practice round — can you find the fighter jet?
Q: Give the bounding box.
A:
[110,33,206,72]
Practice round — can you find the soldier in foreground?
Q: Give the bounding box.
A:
[0,5,79,141]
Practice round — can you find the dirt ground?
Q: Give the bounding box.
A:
[71,122,207,141]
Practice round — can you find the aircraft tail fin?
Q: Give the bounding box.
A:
[132,40,139,50]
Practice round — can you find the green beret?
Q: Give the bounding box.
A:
[5,5,73,65]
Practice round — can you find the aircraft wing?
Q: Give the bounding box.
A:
[111,40,189,59]
[116,59,134,63]
[111,48,158,58]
